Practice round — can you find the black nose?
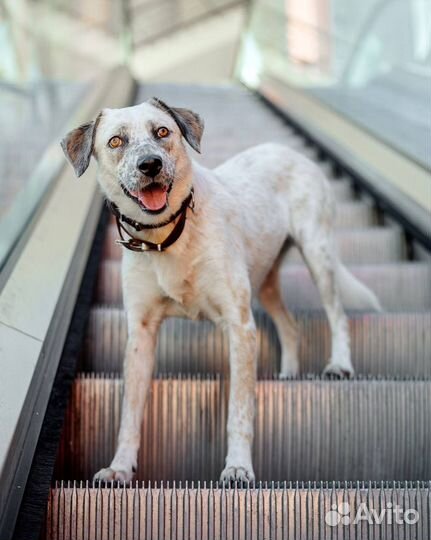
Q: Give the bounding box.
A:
[137,155,163,177]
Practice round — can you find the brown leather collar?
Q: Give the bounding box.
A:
[110,189,195,252]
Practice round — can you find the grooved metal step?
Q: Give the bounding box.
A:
[286,227,405,264]
[279,263,431,311]
[83,308,431,377]
[102,225,403,263]
[95,261,431,311]
[329,179,354,200]
[55,376,431,482]
[335,201,377,228]
[44,482,430,540]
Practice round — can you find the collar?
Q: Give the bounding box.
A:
[109,189,194,253]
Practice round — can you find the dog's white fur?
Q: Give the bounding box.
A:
[62,100,381,484]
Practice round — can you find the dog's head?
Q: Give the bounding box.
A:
[61,98,204,222]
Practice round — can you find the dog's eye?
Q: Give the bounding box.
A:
[156,127,169,139]
[108,136,124,149]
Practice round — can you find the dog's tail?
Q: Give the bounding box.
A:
[336,262,382,311]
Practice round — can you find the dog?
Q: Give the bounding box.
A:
[61,97,381,483]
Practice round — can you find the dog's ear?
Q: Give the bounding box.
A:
[60,113,102,177]
[150,97,204,153]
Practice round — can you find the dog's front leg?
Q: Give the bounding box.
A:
[220,306,257,484]
[93,318,159,482]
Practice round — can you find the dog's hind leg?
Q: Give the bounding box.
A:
[259,254,299,376]
[297,233,354,378]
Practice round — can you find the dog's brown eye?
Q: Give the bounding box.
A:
[108,136,123,149]
[156,127,169,138]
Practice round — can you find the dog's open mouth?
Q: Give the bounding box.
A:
[126,183,169,213]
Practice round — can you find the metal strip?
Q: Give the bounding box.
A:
[55,376,431,482]
[44,482,430,539]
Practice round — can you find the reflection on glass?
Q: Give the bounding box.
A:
[0,0,125,268]
[238,0,431,169]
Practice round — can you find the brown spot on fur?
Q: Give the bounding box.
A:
[179,278,195,307]
[240,304,250,325]
[244,237,253,252]
[234,289,251,325]
[235,430,253,443]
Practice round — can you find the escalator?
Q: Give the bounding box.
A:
[9,83,431,539]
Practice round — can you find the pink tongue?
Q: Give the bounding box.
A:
[132,185,167,211]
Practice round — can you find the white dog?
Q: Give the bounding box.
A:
[62,98,380,483]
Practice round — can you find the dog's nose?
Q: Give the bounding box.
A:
[137,155,163,177]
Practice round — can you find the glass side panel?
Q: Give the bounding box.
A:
[0,0,126,268]
[237,0,431,169]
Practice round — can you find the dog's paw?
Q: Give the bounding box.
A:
[322,362,354,379]
[93,467,134,484]
[279,355,299,378]
[220,465,255,486]
[279,366,299,379]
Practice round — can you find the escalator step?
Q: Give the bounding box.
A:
[55,376,431,482]
[329,178,354,200]
[102,226,403,263]
[45,481,429,540]
[95,261,431,311]
[279,263,431,311]
[335,201,377,228]
[84,309,431,377]
[286,227,405,264]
